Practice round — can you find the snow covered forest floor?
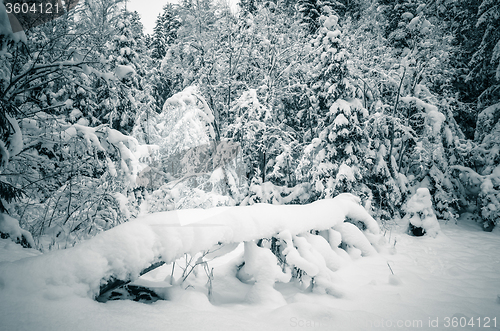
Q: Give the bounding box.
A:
[0,212,499,331]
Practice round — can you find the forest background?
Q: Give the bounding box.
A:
[0,0,499,251]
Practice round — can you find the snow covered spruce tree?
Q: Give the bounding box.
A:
[467,0,500,110]
[93,11,152,134]
[151,4,182,60]
[390,54,462,223]
[449,0,500,231]
[349,4,465,223]
[295,15,371,202]
[363,110,406,222]
[298,0,347,34]
[474,102,500,230]
[450,102,500,231]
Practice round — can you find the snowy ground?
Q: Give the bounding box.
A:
[0,213,499,331]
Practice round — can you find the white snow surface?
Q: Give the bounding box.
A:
[1,207,500,330]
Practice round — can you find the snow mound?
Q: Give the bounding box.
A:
[239,241,290,307]
[403,188,440,237]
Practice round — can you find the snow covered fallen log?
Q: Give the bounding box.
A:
[0,193,381,301]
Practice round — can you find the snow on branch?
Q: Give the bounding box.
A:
[0,213,34,248]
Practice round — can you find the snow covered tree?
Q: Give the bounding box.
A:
[0,4,97,216]
[238,0,258,16]
[391,85,461,222]
[144,86,247,211]
[478,166,500,231]
[468,0,500,109]
[295,98,370,201]
[346,2,466,222]
[0,103,24,214]
[299,15,357,140]
[450,102,500,231]
[364,110,408,221]
[298,0,346,34]
[0,15,26,213]
[298,0,322,33]
[402,187,440,237]
[93,11,150,134]
[151,4,182,60]
[149,85,216,167]
[149,0,221,112]
[295,15,370,202]
[379,0,432,49]
[2,108,158,250]
[226,88,296,184]
[0,0,160,249]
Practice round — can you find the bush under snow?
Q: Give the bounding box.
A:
[403,188,440,237]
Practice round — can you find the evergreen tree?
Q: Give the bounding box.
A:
[296,15,370,201]
[226,88,296,184]
[239,0,258,17]
[151,4,182,60]
[94,11,152,134]
[469,0,500,109]
[300,14,355,140]
[298,0,346,33]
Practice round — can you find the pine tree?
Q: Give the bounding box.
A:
[239,0,258,17]
[298,0,346,34]
[94,11,150,134]
[151,4,182,60]
[296,15,370,201]
[469,0,500,109]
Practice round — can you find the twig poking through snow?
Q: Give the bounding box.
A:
[170,262,175,285]
[387,261,394,275]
